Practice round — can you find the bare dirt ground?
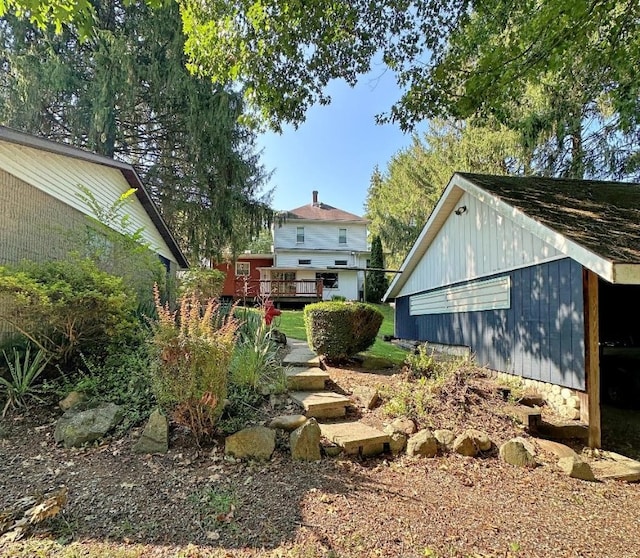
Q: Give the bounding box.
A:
[2,363,640,558]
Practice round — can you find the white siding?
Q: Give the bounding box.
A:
[276,251,360,268]
[398,191,562,297]
[274,221,368,251]
[410,276,511,315]
[0,141,177,263]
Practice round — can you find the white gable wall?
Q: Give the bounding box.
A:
[398,191,563,297]
[274,220,368,252]
[0,140,177,263]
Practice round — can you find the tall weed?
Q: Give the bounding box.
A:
[150,287,238,443]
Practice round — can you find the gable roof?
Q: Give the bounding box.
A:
[0,126,188,268]
[284,202,367,223]
[385,172,640,299]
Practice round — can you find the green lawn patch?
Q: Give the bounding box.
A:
[276,303,408,366]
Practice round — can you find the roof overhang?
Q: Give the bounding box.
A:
[384,173,640,301]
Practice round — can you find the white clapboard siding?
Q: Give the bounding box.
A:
[276,251,359,268]
[398,191,562,297]
[0,141,176,262]
[410,276,510,315]
[274,221,368,251]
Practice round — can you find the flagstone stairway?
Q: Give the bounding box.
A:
[283,339,390,456]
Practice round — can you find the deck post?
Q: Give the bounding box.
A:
[584,269,601,448]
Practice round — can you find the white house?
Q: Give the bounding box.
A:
[260,191,370,302]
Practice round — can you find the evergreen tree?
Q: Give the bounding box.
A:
[366,235,389,304]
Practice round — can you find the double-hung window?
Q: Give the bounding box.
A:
[297,226,305,243]
[338,228,347,244]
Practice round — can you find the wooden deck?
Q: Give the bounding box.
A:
[233,278,323,302]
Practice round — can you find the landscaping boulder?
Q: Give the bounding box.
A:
[268,414,307,432]
[59,391,86,411]
[54,402,124,448]
[352,386,379,410]
[558,456,597,482]
[290,418,321,461]
[407,429,438,458]
[133,409,168,454]
[434,429,456,451]
[388,432,408,455]
[499,437,537,468]
[225,426,275,460]
[453,433,478,457]
[388,417,417,436]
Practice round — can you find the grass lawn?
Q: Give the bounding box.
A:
[275,303,408,365]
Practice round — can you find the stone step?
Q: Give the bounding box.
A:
[285,367,329,391]
[290,391,350,419]
[283,346,321,367]
[590,452,640,482]
[320,421,390,457]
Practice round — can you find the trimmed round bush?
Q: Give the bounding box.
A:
[303,301,384,362]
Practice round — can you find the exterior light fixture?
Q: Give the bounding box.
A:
[455,205,468,216]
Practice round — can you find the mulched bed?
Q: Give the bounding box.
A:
[2,361,640,557]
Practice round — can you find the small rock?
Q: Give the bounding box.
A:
[323,444,342,457]
[388,432,407,455]
[558,456,597,481]
[352,386,379,410]
[59,391,86,411]
[434,429,456,451]
[499,438,537,468]
[290,418,322,461]
[54,402,124,448]
[388,417,417,436]
[269,393,289,408]
[133,409,168,454]
[407,429,438,458]
[225,426,275,460]
[268,414,307,431]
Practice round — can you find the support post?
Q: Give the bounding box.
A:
[584,269,601,448]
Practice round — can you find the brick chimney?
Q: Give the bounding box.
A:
[312,190,318,205]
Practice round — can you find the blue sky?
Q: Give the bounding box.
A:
[257,67,423,217]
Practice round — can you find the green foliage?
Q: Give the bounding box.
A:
[150,288,239,443]
[188,486,238,529]
[0,344,49,416]
[178,267,226,304]
[304,301,383,362]
[52,338,157,434]
[405,345,437,379]
[75,185,169,306]
[217,383,263,436]
[230,317,285,393]
[0,1,273,263]
[381,376,434,424]
[0,259,137,365]
[366,235,389,303]
[366,121,523,269]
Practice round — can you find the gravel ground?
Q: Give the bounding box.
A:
[1,364,640,558]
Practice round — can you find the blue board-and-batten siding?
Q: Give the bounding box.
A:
[395,258,585,390]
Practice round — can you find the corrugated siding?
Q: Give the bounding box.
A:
[274,221,368,251]
[398,191,562,297]
[0,140,176,263]
[395,258,585,390]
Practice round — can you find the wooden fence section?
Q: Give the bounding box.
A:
[233,279,323,301]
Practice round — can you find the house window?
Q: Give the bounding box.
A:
[316,272,339,289]
[298,259,311,265]
[235,261,250,276]
[338,228,347,244]
[334,260,348,266]
[297,226,305,243]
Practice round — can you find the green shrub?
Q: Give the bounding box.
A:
[304,301,384,362]
[178,267,226,304]
[405,344,437,378]
[49,334,156,434]
[150,288,239,443]
[0,259,137,366]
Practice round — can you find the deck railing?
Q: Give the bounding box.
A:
[234,278,323,300]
